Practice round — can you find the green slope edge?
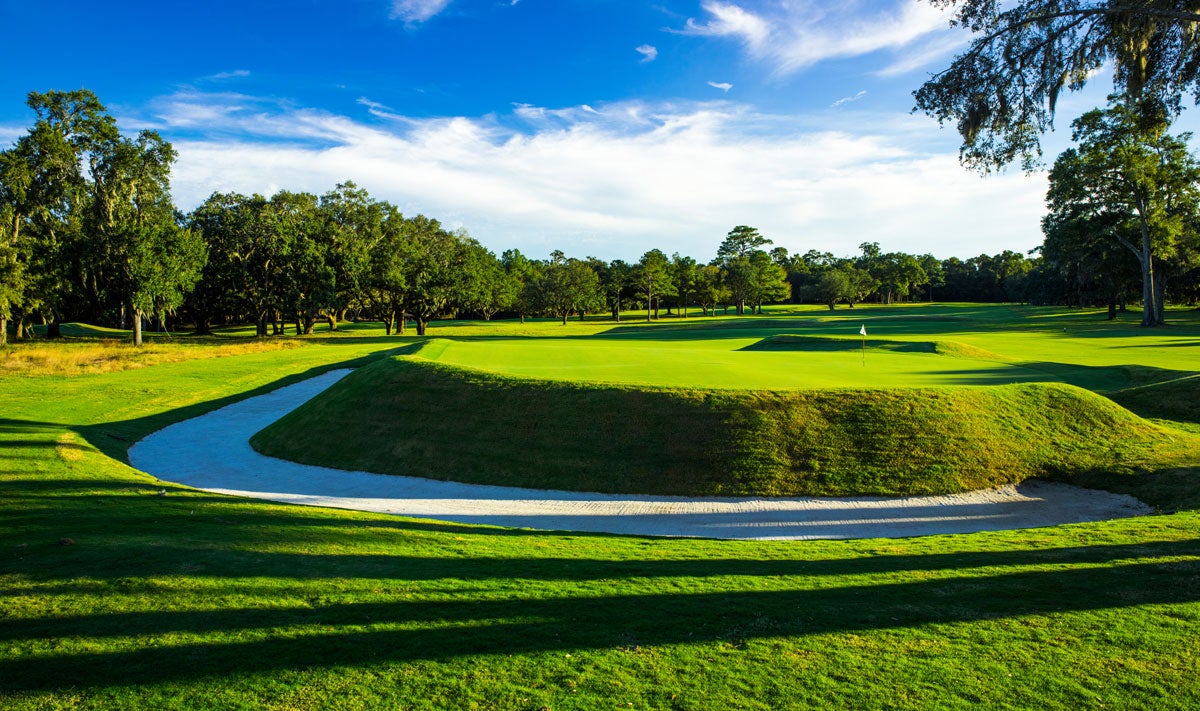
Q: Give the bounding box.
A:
[251,354,1200,497]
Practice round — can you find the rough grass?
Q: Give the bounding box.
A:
[252,354,1199,499]
[1,329,304,377]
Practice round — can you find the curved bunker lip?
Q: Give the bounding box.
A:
[128,369,1151,540]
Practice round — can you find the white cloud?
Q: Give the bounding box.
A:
[204,69,251,81]
[708,81,733,92]
[679,1,952,76]
[683,2,771,52]
[155,91,1048,261]
[875,32,969,77]
[636,44,658,63]
[390,0,453,24]
[0,124,25,148]
[831,90,866,108]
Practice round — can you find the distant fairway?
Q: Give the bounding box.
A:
[407,304,1200,393]
[253,304,1200,499]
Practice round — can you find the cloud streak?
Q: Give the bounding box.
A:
[679,0,951,76]
[390,0,453,24]
[149,91,1046,261]
[636,44,658,63]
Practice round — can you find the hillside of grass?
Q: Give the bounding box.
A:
[252,352,1199,497]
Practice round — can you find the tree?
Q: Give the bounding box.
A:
[362,204,410,335]
[461,244,516,321]
[876,252,928,304]
[501,248,540,324]
[670,253,698,317]
[717,225,772,262]
[319,181,380,330]
[918,254,945,301]
[395,217,470,336]
[272,191,332,336]
[126,221,207,342]
[1046,103,1200,325]
[1041,208,1140,315]
[745,250,790,313]
[693,264,729,316]
[635,249,675,321]
[526,255,603,325]
[2,90,118,337]
[916,0,1200,171]
[603,259,632,321]
[86,128,206,344]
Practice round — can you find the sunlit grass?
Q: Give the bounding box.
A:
[1,335,305,377]
[2,304,1200,708]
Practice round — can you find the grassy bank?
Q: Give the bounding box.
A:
[252,353,1199,499]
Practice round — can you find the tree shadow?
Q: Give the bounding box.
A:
[2,536,1197,692]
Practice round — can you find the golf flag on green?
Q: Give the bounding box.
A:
[860,324,867,336]
[859,324,866,365]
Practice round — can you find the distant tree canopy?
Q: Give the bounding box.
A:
[5,86,1199,342]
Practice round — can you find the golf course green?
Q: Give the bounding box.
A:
[3,303,1200,709]
[253,304,1200,498]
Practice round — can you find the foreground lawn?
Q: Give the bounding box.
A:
[3,305,1200,708]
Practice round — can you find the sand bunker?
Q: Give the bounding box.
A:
[128,369,1151,540]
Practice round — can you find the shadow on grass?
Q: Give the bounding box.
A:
[1,534,1197,691]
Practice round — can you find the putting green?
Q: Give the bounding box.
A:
[419,334,1036,389]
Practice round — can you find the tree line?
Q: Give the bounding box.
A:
[2,86,1199,346]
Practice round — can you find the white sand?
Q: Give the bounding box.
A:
[128,369,1152,540]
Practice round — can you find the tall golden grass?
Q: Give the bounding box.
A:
[0,338,303,377]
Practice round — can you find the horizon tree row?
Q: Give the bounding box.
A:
[6,89,1200,345]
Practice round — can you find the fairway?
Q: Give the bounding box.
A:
[4,304,1200,709]
[406,304,1200,393]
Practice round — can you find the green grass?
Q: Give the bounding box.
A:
[253,353,1199,499]
[3,304,1200,708]
[254,304,1200,501]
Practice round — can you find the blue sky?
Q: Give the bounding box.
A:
[1,0,1180,261]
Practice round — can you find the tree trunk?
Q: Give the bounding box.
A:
[562,312,568,325]
[326,313,337,331]
[383,312,394,335]
[1154,277,1166,325]
[46,321,61,339]
[1107,301,1117,320]
[133,310,143,346]
[827,300,835,311]
[256,313,269,337]
[416,319,428,336]
[303,316,316,335]
[645,292,652,322]
[0,316,7,347]
[399,314,407,334]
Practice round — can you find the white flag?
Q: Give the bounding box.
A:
[859,324,867,336]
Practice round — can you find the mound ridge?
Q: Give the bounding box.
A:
[250,356,1194,497]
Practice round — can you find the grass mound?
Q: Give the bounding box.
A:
[1111,374,1200,424]
[251,355,1197,497]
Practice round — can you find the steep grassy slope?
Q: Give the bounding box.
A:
[252,353,1198,496]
